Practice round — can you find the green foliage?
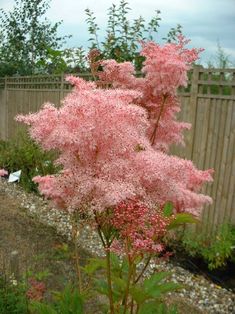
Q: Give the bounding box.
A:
[31,284,84,314]
[0,0,70,76]
[167,213,199,230]
[85,0,182,70]
[182,223,235,270]
[83,253,180,313]
[0,131,59,192]
[162,24,183,43]
[0,0,184,75]
[0,276,28,314]
[36,47,88,75]
[50,243,72,261]
[26,269,52,282]
[0,254,179,313]
[162,202,199,230]
[163,202,174,217]
[207,42,235,69]
[130,272,181,305]
[82,257,106,275]
[139,301,178,314]
[201,71,233,96]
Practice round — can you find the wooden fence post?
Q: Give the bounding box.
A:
[0,76,8,140]
[60,73,64,105]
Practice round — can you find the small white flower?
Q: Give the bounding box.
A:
[11,279,18,286]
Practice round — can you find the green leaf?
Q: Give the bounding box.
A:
[95,279,122,302]
[82,257,106,275]
[121,257,129,277]
[163,202,173,217]
[148,282,182,298]
[143,272,171,292]
[112,276,126,292]
[30,302,57,314]
[139,301,164,314]
[129,286,149,304]
[139,301,178,314]
[168,304,178,314]
[35,269,52,281]
[55,285,84,314]
[142,273,182,300]
[110,253,121,271]
[168,213,199,230]
[94,279,109,296]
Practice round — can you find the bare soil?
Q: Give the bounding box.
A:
[0,189,89,293]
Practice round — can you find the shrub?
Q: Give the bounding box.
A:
[30,284,84,314]
[16,37,212,313]
[0,131,59,192]
[181,224,235,270]
[0,276,28,314]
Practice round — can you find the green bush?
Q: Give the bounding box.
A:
[0,276,28,314]
[30,284,84,314]
[0,131,60,193]
[181,224,235,270]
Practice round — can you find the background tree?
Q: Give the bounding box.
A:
[207,42,234,69]
[85,0,182,70]
[36,46,88,74]
[0,0,70,76]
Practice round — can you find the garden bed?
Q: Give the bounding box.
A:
[0,178,234,313]
[169,250,235,292]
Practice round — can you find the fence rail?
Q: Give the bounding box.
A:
[0,67,235,234]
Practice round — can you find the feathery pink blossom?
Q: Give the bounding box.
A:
[98,36,203,151]
[16,37,212,254]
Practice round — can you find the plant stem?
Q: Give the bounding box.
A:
[130,298,134,314]
[106,247,115,314]
[94,212,106,248]
[135,304,140,314]
[150,94,168,146]
[134,256,151,284]
[130,263,136,314]
[123,255,133,314]
[71,214,82,293]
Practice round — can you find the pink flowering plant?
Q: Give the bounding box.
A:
[16,36,213,313]
[0,169,8,177]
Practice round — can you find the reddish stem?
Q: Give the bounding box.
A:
[150,94,168,146]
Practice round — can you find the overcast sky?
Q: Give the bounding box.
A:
[1,0,235,66]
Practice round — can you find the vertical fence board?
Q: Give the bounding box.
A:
[0,89,7,140]
[219,101,234,224]
[212,99,230,232]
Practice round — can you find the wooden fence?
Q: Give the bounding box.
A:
[0,67,234,234]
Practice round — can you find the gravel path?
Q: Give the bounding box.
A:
[0,178,234,314]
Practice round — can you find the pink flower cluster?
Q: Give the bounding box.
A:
[0,169,8,176]
[98,36,203,151]
[111,200,170,255]
[26,278,46,301]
